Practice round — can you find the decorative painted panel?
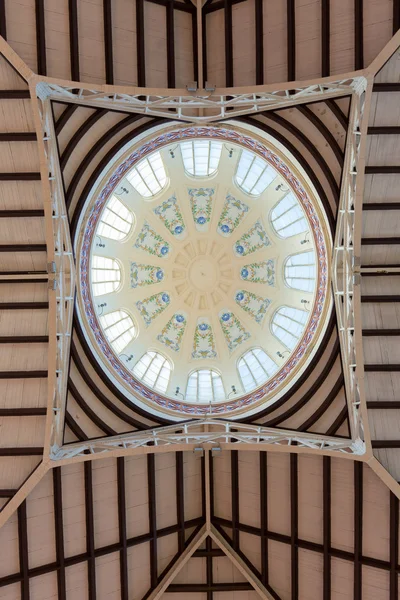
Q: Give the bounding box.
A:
[136,291,170,326]
[233,219,271,257]
[157,312,187,352]
[153,194,186,238]
[192,318,217,359]
[134,222,171,258]
[219,310,251,352]
[240,260,275,285]
[188,188,214,232]
[235,290,271,323]
[130,263,164,288]
[217,193,249,237]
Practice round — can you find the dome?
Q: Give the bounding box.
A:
[75,123,332,419]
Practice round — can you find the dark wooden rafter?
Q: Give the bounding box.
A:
[35,0,46,75]
[0,371,47,380]
[363,202,400,210]
[17,501,29,600]
[287,0,296,81]
[260,452,268,586]
[0,173,40,181]
[326,98,349,129]
[354,462,363,600]
[136,0,146,86]
[255,0,264,84]
[117,458,129,600]
[55,104,79,135]
[354,0,363,69]
[206,536,213,600]
[0,408,46,416]
[60,108,107,170]
[298,374,344,433]
[0,209,43,217]
[361,295,400,303]
[0,302,48,309]
[0,91,30,99]
[231,450,239,550]
[290,453,299,600]
[65,411,88,441]
[224,0,233,86]
[84,461,97,600]
[103,0,114,84]
[368,126,400,135]
[0,132,36,141]
[0,0,6,39]
[68,0,80,80]
[176,451,185,553]
[372,440,400,448]
[373,83,400,92]
[53,468,66,600]
[68,377,118,436]
[367,401,400,409]
[202,8,208,83]
[321,0,330,76]
[323,457,331,600]
[394,0,400,33]
[166,0,175,88]
[0,244,46,252]
[298,104,344,167]
[363,329,400,336]
[0,336,48,343]
[390,492,399,600]
[365,166,400,174]
[148,454,158,589]
[365,365,400,372]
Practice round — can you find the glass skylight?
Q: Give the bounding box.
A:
[238,348,278,393]
[99,310,136,354]
[126,151,167,198]
[271,192,308,238]
[180,140,223,177]
[271,306,308,350]
[235,149,276,196]
[97,195,134,241]
[185,369,225,403]
[285,251,316,293]
[132,351,171,394]
[91,256,121,296]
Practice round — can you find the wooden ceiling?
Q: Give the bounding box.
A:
[0,1,399,599]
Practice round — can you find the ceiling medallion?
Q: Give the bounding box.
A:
[77,124,331,418]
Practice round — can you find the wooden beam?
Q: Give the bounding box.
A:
[167,583,254,592]
[298,104,343,167]
[361,295,400,303]
[84,461,96,600]
[103,0,114,84]
[204,0,246,13]
[0,132,36,142]
[0,173,40,180]
[287,0,295,81]
[0,371,47,379]
[368,126,400,135]
[206,536,213,600]
[18,501,29,600]
[191,9,198,83]
[60,108,107,170]
[68,378,117,436]
[53,468,66,600]
[367,401,400,409]
[55,104,79,135]
[365,365,400,372]
[117,458,128,600]
[290,454,298,600]
[0,447,44,456]
[323,457,331,600]
[231,450,239,550]
[202,7,207,83]
[0,489,17,498]
[176,452,185,553]
[373,83,400,92]
[372,440,400,448]
[0,244,46,252]
[326,99,348,129]
[363,329,400,336]
[166,0,175,88]
[0,277,47,284]
[363,202,400,210]
[224,0,233,86]
[0,0,6,39]
[361,237,400,245]
[194,548,224,558]
[365,166,400,174]
[0,408,46,416]
[255,0,264,84]
[390,492,399,600]
[0,90,30,99]
[321,0,330,76]
[0,209,44,217]
[354,462,363,600]
[136,0,146,86]
[0,302,48,309]
[0,336,49,343]
[354,0,363,69]
[260,452,268,586]
[148,454,158,589]
[35,0,47,75]
[68,0,80,80]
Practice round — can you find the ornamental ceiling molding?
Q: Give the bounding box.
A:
[1,30,400,528]
[77,124,330,417]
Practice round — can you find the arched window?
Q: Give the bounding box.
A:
[91,256,121,296]
[99,310,136,354]
[185,369,225,403]
[284,251,316,293]
[97,195,134,241]
[271,192,308,238]
[180,140,222,177]
[238,348,278,392]
[271,306,308,350]
[132,351,171,394]
[235,150,276,196]
[126,151,167,198]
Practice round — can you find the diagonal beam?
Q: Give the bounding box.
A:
[144,525,207,600]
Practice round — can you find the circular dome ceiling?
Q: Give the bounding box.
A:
[76,123,332,419]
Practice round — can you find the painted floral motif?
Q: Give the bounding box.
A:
[134,222,171,258]
[154,194,186,238]
[188,188,214,232]
[233,220,271,257]
[192,318,217,359]
[130,263,164,288]
[157,312,187,352]
[136,291,170,326]
[235,290,271,323]
[217,193,249,237]
[240,260,275,286]
[219,310,251,353]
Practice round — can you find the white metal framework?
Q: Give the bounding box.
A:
[238,348,278,393]
[91,255,121,296]
[180,140,222,177]
[99,310,136,354]
[271,192,309,238]
[235,149,276,196]
[97,195,134,241]
[126,151,168,197]
[186,369,225,403]
[132,351,172,393]
[284,251,316,292]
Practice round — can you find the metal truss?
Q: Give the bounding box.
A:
[35,76,362,123]
[50,419,365,461]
